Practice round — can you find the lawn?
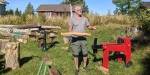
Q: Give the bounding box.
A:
[0,25,150,75]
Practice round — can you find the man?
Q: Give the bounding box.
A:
[68,5,96,75]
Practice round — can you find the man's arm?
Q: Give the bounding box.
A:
[87,25,96,30]
[85,18,96,30]
[68,19,73,32]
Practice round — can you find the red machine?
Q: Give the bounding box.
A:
[92,36,132,72]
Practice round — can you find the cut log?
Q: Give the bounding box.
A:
[0,39,10,54]
[0,30,13,37]
[5,42,20,70]
[63,36,71,44]
[49,33,57,38]
[16,35,29,43]
[61,32,91,37]
[41,26,61,29]
[0,25,61,29]
[0,25,40,28]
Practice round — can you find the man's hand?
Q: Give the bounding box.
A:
[88,26,96,30]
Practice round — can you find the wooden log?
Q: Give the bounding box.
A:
[41,26,61,29]
[61,32,91,37]
[0,39,10,54]
[0,25,61,29]
[0,25,16,28]
[0,30,12,37]
[49,33,57,38]
[17,35,28,43]
[63,36,71,44]
[0,25,40,29]
[5,42,20,70]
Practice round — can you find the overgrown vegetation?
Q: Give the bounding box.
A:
[0,25,149,75]
[112,0,141,15]
[0,0,149,75]
[0,14,139,27]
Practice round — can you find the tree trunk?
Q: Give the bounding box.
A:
[0,39,10,54]
[5,42,20,70]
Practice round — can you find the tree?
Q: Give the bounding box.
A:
[62,0,89,13]
[24,2,34,15]
[0,0,7,15]
[139,6,150,33]
[5,9,14,15]
[113,0,141,15]
[15,8,22,16]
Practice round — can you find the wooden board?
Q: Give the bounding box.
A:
[0,25,61,29]
[61,32,91,37]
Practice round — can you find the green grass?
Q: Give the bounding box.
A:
[1,25,150,75]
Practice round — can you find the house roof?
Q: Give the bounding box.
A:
[142,2,150,8]
[36,4,71,12]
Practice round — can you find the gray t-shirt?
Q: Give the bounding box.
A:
[69,15,90,33]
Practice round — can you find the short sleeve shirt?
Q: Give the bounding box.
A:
[69,15,90,33]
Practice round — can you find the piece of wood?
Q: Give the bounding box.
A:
[0,25,16,28]
[0,24,40,28]
[41,26,61,29]
[63,36,71,44]
[0,39,10,54]
[0,25,61,29]
[61,32,91,37]
[17,35,28,43]
[5,42,20,70]
[0,30,13,37]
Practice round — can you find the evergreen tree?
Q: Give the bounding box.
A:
[24,2,34,15]
[15,8,22,16]
[6,9,14,15]
[112,0,141,15]
[62,0,89,13]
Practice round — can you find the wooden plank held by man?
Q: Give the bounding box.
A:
[61,32,91,44]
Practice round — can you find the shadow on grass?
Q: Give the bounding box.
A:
[0,54,5,73]
[0,55,40,74]
[0,54,11,74]
[20,56,33,67]
[47,41,59,49]
[88,51,102,62]
[20,56,41,67]
[141,53,150,75]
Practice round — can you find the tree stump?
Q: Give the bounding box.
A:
[5,42,20,70]
[0,39,10,54]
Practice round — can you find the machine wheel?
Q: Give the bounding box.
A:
[125,61,133,68]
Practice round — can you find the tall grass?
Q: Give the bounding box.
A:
[86,14,139,26]
[0,14,139,28]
